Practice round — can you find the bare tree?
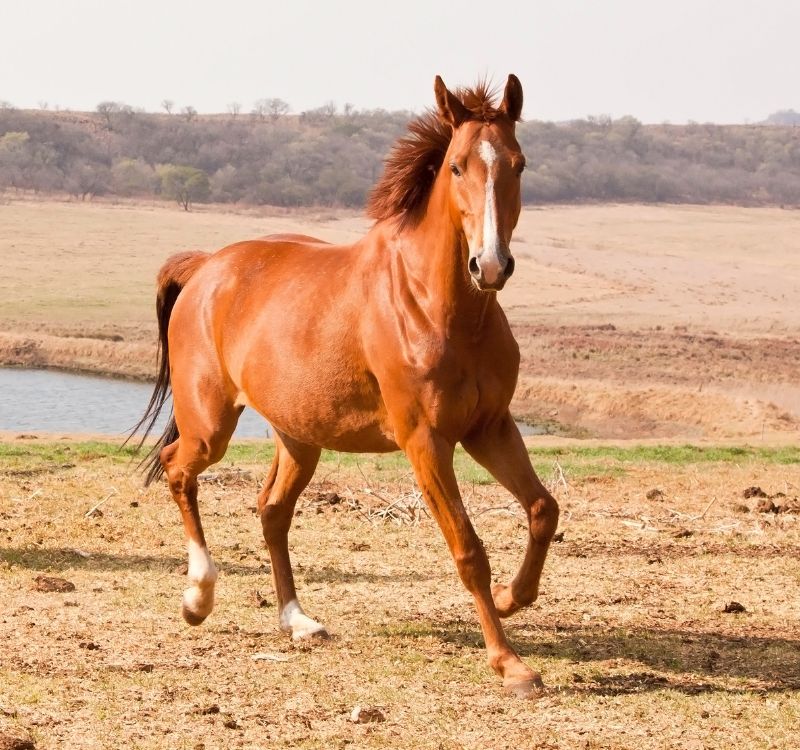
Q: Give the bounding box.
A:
[161,99,174,115]
[251,98,289,122]
[227,101,241,119]
[181,105,198,122]
[251,99,268,121]
[266,98,290,121]
[37,101,49,110]
[96,101,121,129]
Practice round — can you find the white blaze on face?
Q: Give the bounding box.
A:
[477,139,503,284]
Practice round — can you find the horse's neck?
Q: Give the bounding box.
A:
[390,184,496,336]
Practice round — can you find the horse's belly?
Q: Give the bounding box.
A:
[239,369,397,453]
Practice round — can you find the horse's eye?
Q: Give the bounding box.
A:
[450,163,462,177]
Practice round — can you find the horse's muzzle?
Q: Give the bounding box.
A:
[468,251,515,291]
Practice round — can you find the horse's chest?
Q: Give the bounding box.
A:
[386,341,511,428]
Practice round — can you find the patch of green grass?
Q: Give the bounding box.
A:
[2,441,794,484]
[0,440,140,469]
[531,444,800,465]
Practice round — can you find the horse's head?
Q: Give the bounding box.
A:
[434,75,525,292]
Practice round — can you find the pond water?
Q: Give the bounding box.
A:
[0,368,543,438]
[0,368,269,438]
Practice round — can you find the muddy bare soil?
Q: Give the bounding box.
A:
[513,324,800,437]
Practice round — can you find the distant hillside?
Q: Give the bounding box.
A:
[765,109,800,126]
[1,105,799,208]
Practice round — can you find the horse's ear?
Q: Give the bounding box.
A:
[434,75,469,128]
[500,74,523,122]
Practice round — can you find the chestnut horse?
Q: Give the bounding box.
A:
[132,75,559,697]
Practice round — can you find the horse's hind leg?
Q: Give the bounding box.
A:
[161,396,240,625]
[258,431,326,640]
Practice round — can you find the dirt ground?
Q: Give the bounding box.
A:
[1,198,799,439]
[0,440,799,749]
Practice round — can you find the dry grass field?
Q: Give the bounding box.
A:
[1,197,799,439]
[1,198,799,748]
[1,440,799,749]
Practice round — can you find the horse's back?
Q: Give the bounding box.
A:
[256,232,332,246]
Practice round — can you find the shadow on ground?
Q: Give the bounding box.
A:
[387,615,800,694]
[0,547,436,583]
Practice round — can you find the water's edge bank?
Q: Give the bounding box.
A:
[0,330,154,381]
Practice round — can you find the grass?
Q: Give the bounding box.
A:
[1,439,799,748]
[531,443,800,465]
[2,440,797,482]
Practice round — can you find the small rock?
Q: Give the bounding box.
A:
[253,590,271,608]
[646,488,664,501]
[15,434,38,440]
[130,501,139,508]
[349,542,370,551]
[700,710,710,719]
[222,717,239,730]
[349,705,386,724]
[552,531,565,543]
[672,528,693,539]
[199,704,220,715]
[79,642,100,650]
[33,575,75,593]
[174,562,189,575]
[731,503,750,514]
[722,601,746,613]
[754,499,777,514]
[86,508,104,518]
[743,486,767,499]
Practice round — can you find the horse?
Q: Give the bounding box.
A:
[131,74,559,698]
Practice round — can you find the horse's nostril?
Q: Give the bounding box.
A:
[504,256,515,278]
[468,256,480,277]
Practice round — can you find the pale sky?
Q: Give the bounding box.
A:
[1,0,796,123]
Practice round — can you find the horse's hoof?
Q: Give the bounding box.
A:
[291,624,330,642]
[181,603,208,626]
[503,675,545,699]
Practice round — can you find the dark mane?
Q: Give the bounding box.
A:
[366,82,506,229]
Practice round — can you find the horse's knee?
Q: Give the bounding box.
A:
[529,491,559,541]
[260,501,293,545]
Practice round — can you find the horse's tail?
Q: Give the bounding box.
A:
[126,251,210,485]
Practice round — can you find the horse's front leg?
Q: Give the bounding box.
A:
[403,427,544,697]
[462,412,560,618]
